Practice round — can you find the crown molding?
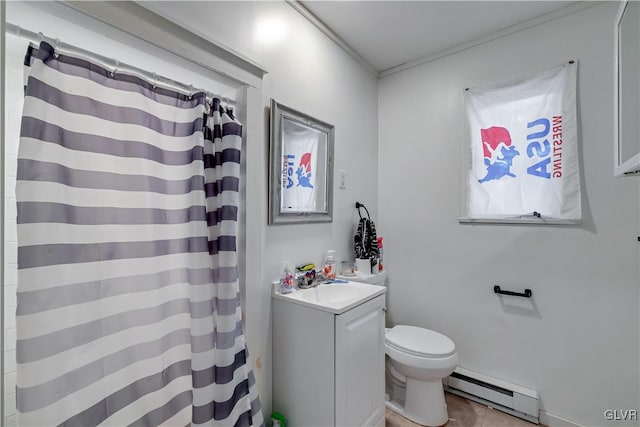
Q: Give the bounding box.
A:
[288,1,602,81]
[286,1,379,77]
[380,1,601,79]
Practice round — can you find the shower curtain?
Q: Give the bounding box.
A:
[15,41,263,426]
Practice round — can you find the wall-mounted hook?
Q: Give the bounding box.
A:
[355,201,370,219]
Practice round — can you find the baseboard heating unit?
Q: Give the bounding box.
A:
[443,367,539,424]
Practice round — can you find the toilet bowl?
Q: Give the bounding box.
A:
[385,325,458,427]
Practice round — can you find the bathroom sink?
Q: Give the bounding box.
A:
[272,281,386,314]
[300,285,361,304]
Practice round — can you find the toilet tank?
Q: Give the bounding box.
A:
[340,270,387,287]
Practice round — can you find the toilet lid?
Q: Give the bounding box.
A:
[386,325,455,358]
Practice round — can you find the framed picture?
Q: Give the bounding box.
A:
[269,99,335,224]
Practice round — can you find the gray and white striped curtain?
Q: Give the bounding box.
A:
[15,41,263,426]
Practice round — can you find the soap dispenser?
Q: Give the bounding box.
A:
[322,250,337,280]
[279,261,295,294]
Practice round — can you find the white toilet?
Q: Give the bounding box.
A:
[344,271,458,427]
[385,325,458,426]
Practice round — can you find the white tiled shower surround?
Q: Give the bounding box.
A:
[3,34,26,427]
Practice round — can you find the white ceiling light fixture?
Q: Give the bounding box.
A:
[254,16,288,45]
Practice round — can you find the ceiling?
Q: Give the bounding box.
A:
[299,1,578,74]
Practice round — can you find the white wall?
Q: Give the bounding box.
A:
[144,1,379,271]
[142,2,380,419]
[378,3,639,426]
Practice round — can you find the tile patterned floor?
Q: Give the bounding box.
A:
[385,392,545,427]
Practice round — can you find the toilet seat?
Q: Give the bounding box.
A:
[386,325,455,358]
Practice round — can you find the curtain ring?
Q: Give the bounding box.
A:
[111,59,118,78]
[52,38,61,59]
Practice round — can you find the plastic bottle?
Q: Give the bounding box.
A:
[377,237,384,272]
[271,412,287,427]
[279,261,295,294]
[322,250,337,280]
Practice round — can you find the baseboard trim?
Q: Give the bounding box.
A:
[540,410,586,427]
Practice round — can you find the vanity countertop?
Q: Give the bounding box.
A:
[272,280,386,314]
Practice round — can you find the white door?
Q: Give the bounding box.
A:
[335,295,386,427]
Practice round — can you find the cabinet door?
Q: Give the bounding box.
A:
[335,295,385,427]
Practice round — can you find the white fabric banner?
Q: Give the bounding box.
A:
[464,62,581,221]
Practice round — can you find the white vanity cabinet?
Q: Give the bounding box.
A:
[273,287,386,427]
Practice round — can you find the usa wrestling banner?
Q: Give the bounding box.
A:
[464,62,580,222]
[281,119,319,212]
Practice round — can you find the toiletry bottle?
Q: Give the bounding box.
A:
[322,250,337,280]
[279,261,295,294]
[377,237,384,272]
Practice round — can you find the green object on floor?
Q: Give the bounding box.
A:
[270,411,286,427]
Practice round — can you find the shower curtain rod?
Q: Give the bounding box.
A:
[6,23,236,106]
